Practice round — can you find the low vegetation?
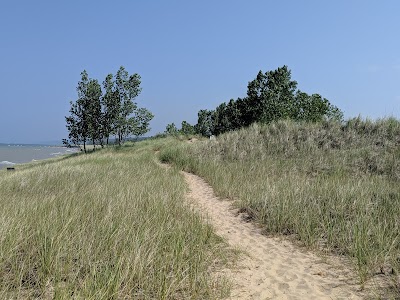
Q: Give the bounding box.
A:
[0,140,229,299]
[160,117,400,297]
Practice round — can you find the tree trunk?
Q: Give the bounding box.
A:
[118,130,122,145]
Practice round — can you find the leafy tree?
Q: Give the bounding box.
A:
[165,123,178,135]
[101,74,119,145]
[235,97,253,127]
[213,99,244,135]
[65,70,91,152]
[225,99,243,130]
[195,109,214,137]
[86,78,103,149]
[65,67,153,149]
[213,103,230,135]
[65,101,83,149]
[294,91,343,122]
[114,66,142,145]
[194,65,343,137]
[326,103,344,122]
[180,121,195,135]
[65,71,103,152]
[246,66,298,123]
[129,107,154,138]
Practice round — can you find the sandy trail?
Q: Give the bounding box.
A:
[183,171,364,300]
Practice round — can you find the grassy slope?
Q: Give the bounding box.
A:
[160,118,400,297]
[0,139,229,299]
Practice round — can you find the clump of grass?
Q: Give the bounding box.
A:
[161,118,400,297]
[0,139,229,299]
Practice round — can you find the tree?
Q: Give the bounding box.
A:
[193,65,344,137]
[326,103,344,122]
[65,70,91,152]
[129,108,154,138]
[114,66,142,145]
[86,78,103,149]
[293,91,343,122]
[65,101,83,149]
[101,74,119,145]
[246,65,298,123]
[212,99,244,135]
[65,67,153,149]
[181,121,195,135]
[213,103,230,135]
[165,123,178,135]
[195,109,214,137]
[225,99,243,130]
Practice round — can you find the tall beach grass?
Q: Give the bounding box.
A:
[160,117,400,297]
[0,140,229,299]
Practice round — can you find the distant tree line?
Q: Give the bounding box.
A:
[164,121,196,136]
[166,65,343,137]
[64,66,153,152]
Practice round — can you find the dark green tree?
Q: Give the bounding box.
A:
[180,121,195,135]
[213,103,231,135]
[101,74,119,145]
[294,91,343,122]
[86,78,103,149]
[114,66,142,144]
[246,65,298,123]
[65,71,103,152]
[225,99,243,130]
[65,70,91,152]
[195,109,214,137]
[129,108,154,138]
[326,103,344,122]
[165,123,178,135]
[65,67,153,149]
[194,65,343,137]
[65,101,83,149]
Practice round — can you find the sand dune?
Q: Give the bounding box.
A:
[183,171,364,299]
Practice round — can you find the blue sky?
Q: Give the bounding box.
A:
[1,1,399,143]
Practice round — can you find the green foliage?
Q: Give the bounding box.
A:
[65,67,154,149]
[194,65,344,136]
[101,73,119,145]
[293,91,342,122]
[164,121,196,137]
[194,109,214,137]
[86,78,103,148]
[165,123,178,135]
[247,66,298,123]
[129,108,154,138]
[65,70,91,152]
[114,66,143,145]
[180,120,195,135]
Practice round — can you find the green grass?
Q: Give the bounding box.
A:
[0,139,230,299]
[160,118,400,297]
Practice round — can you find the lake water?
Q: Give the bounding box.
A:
[0,144,78,170]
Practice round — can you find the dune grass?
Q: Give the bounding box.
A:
[0,139,229,299]
[160,118,400,297]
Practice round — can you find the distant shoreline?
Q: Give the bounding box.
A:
[0,145,79,170]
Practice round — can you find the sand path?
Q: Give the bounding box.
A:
[183,171,364,300]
